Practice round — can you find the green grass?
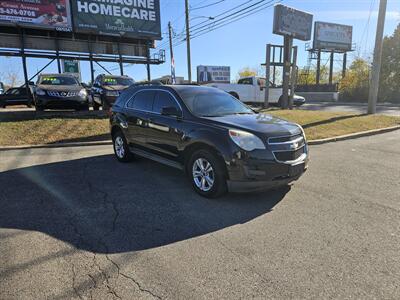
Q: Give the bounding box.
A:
[266,110,400,140]
[0,110,399,146]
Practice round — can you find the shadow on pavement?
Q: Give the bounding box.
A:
[0,154,289,254]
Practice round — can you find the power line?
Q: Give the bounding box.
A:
[190,0,226,11]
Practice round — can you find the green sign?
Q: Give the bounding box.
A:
[71,0,161,39]
[63,60,79,74]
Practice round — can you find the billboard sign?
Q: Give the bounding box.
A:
[71,0,161,39]
[0,0,72,31]
[197,65,230,84]
[62,59,81,81]
[313,22,353,51]
[273,4,313,41]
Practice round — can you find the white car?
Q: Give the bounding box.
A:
[207,76,305,106]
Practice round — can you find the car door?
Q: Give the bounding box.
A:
[125,90,155,149]
[145,90,184,160]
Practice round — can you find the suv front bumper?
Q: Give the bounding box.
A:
[224,146,308,192]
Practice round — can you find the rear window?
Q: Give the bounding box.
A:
[39,76,78,86]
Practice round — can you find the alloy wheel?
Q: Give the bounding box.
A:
[192,158,214,192]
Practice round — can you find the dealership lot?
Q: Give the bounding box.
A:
[0,131,399,299]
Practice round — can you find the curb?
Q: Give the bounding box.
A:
[0,140,112,151]
[0,125,399,151]
[307,125,400,145]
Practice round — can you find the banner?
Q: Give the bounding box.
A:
[197,66,230,84]
[0,0,72,31]
[71,0,161,39]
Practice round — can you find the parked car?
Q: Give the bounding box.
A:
[0,82,4,95]
[34,74,89,111]
[207,76,305,106]
[110,85,308,198]
[90,74,134,110]
[0,87,33,108]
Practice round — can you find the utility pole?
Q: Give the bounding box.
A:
[368,0,387,114]
[168,21,176,84]
[184,0,192,83]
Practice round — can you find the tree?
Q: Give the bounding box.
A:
[236,67,257,81]
[379,23,400,103]
[339,58,370,102]
[0,67,23,88]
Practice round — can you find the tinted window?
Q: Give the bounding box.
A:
[177,87,254,117]
[238,78,253,85]
[153,91,180,114]
[103,76,134,86]
[127,90,155,111]
[39,76,78,86]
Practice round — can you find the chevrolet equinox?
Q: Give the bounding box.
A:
[110,85,308,198]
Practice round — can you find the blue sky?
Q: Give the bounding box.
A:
[1,0,399,85]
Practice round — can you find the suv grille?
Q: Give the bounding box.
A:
[267,133,306,163]
[274,147,305,161]
[47,91,78,97]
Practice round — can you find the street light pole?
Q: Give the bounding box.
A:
[185,0,192,83]
[368,0,387,114]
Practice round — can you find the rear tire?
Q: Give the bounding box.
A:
[188,149,227,198]
[112,130,134,163]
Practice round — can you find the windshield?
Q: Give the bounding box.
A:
[178,87,254,117]
[39,76,79,86]
[103,77,134,86]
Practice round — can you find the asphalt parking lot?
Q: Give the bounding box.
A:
[0,131,399,299]
[301,102,400,116]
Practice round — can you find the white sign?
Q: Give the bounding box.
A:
[273,4,313,41]
[313,22,353,51]
[197,65,230,84]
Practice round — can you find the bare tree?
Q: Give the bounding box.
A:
[0,67,23,89]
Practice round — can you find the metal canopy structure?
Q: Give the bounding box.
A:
[0,25,165,94]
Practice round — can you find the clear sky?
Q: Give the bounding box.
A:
[0,0,399,85]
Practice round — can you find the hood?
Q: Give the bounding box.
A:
[37,84,83,92]
[104,85,130,91]
[204,113,302,137]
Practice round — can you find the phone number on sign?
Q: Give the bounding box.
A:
[0,8,36,17]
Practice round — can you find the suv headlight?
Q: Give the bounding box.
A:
[229,129,266,151]
[79,89,87,98]
[35,88,46,96]
[106,90,119,97]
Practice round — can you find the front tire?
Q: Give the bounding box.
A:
[188,149,227,198]
[112,130,134,162]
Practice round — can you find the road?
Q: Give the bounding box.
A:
[301,102,400,116]
[0,131,399,299]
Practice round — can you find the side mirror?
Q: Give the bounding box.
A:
[161,106,181,118]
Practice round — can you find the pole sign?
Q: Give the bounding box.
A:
[71,0,161,39]
[273,4,313,41]
[62,60,81,81]
[0,0,72,31]
[313,22,353,51]
[197,65,230,84]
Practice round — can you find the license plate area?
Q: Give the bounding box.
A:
[289,163,305,177]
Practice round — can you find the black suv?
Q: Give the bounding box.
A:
[90,74,134,110]
[34,74,89,111]
[0,87,33,108]
[110,85,308,198]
